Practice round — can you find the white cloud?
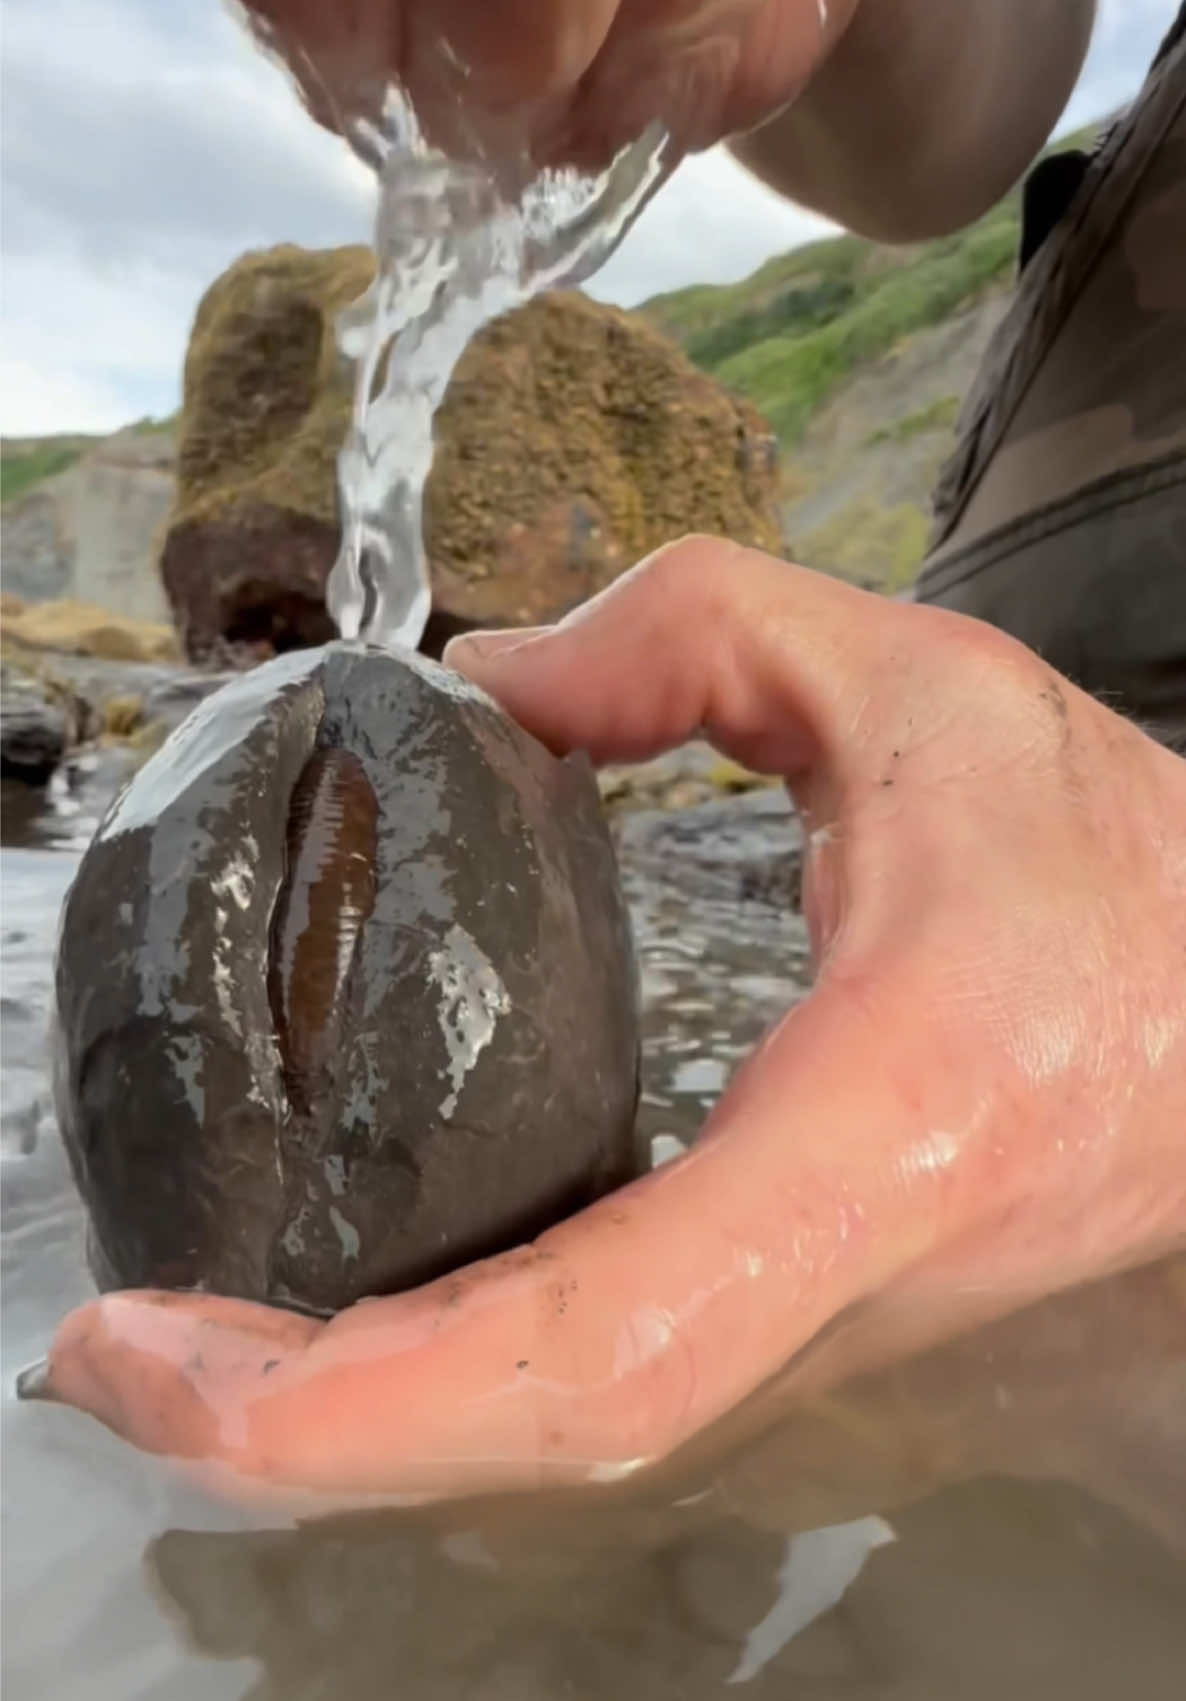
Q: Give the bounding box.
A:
[1,0,374,435]
[0,0,1177,435]
[1059,0,1178,130]
[587,149,836,308]
[1,252,204,434]
[0,354,134,439]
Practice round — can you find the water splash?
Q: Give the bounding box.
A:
[327,94,670,649]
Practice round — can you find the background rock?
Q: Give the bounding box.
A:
[4,124,1102,630]
[2,598,181,664]
[614,784,804,914]
[0,603,227,790]
[1,425,176,623]
[1,663,75,785]
[422,288,782,631]
[158,245,782,661]
[159,246,371,660]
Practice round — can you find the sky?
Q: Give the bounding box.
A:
[1,0,1178,437]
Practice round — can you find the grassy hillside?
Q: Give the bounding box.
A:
[1,435,97,505]
[643,122,1101,446]
[1,415,177,508]
[641,205,1020,445]
[640,121,1102,589]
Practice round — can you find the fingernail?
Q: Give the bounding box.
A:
[444,634,494,669]
[15,1358,57,1402]
[439,636,486,666]
[445,627,546,672]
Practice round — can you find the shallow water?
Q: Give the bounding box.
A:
[3,763,1186,1699]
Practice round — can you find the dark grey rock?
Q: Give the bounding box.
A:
[51,641,640,1314]
[1,664,70,785]
[3,652,235,738]
[615,788,804,912]
[141,667,237,729]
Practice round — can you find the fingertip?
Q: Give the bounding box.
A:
[443,624,549,676]
[14,1357,55,1403]
[28,1297,124,1433]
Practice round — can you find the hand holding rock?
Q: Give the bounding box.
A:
[30,539,1186,1509]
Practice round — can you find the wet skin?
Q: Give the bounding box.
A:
[138,1253,1186,1701]
[26,540,1186,1508]
[32,1241,1151,1701]
[243,0,855,167]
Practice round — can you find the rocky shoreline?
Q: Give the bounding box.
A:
[1,633,794,838]
[0,596,233,788]
[0,597,788,824]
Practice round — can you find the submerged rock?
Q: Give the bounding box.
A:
[51,643,640,1314]
[0,663,72,785]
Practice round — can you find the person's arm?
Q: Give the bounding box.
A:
[730,0,1097,241]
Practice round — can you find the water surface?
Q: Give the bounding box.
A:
[3,762,1185,1699]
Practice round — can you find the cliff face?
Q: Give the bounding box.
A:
[2,425,176,625]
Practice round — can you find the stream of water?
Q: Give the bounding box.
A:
[327,93,667,648]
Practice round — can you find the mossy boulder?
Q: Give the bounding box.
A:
[159,244,782,660]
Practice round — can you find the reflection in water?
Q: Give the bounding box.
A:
[616,788,811,1149]
[0,753,132,856]
[3,771,1186,1698]
[140,1258,1186,1700]
[726,1515,897,1684]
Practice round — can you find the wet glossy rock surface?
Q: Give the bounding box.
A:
[50,642,640,1314]
[0,665,71,786]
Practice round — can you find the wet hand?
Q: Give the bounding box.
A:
[31,539,1186,1508]
[242,0,856,166]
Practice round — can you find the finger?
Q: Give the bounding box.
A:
[403,1,620,111]
[245,2,621,156]
[243,1,402,130]
[445,535,953,779]
[556,0,821,160]
[444,540,1006,969]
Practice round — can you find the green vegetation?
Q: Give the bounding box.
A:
[643,204,1018,444]
[640,121,1102,447]
[129,412,179,436]
[644,235,869,349]
[1,415,175,506]
[1,437,94,505]
[863,394,960,446]
[794,497,931,594]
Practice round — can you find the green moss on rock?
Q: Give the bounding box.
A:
[174,243,374,531]
[161,244,783,658]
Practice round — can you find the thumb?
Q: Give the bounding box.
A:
[444,536,961,780]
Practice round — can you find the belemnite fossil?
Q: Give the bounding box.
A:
[51,642,640,1315]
